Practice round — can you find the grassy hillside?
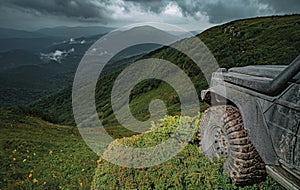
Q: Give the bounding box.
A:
[199,14,300,68]
[0,108,98,189]
[91,115,283,189]
[0,108,283,189]
[31,14,300,127]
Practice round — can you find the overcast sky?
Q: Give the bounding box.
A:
[0,0,299,31]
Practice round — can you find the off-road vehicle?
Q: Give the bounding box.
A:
[199,56,300,189]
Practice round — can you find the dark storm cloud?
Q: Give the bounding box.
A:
[124,0,300,23]
[124,0,168,13]
[202,0,300,23]
[0,0,299,30]
[262,0,300,13]
[2,0,300,24]
[0,0,112,23]
[199,0,270,23]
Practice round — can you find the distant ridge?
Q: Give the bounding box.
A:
[0,27,47,39]
[36,26,115,38]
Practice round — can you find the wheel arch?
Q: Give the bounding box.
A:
[201,86,279,165]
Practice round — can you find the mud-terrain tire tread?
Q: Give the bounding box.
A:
[199,105,266,185]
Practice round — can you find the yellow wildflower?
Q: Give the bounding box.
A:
[43,182,47,185]
[13,158,16,161]
[23,159,27,163]
[28,173,33,178]
[49,150,53,156]
[80,182,83,187]
[81,169,85,172]
[52,173,57,178]
[12,149,17,154]
[33,178,38,183]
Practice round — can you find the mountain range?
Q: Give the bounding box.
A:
[30,14,300,126]
[0,15,299,117]
[0,25,179,107]
[0,26,115,52]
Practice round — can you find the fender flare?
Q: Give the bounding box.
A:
[202,85,279,165]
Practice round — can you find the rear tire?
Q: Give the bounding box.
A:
[199,105,266,185]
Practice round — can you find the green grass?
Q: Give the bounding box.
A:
[0,108,284,189]
[91,115,284,190]
[0,108,98,189]
[199,14,300,68]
